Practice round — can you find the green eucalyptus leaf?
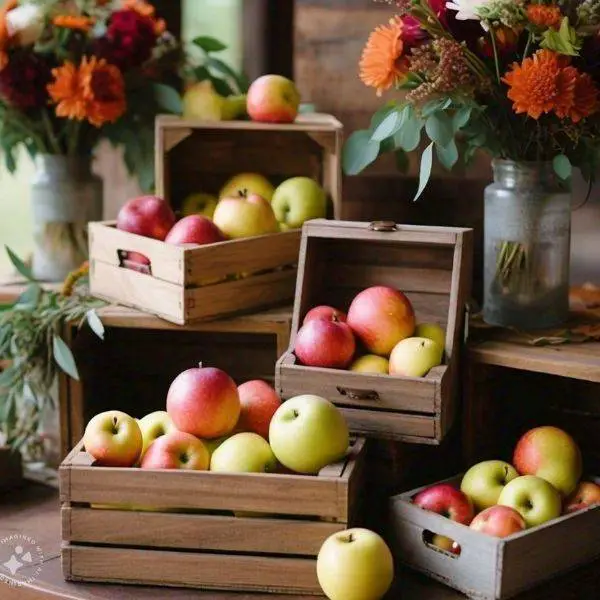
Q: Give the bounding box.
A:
[194,65,211,81]
[371,108,405,143]
[436,139,459,170]
[421,97,452,118]
[209,76,235,98]
[206,57,250,93]
[343,130,381,175]
[553,154,572,180]
[414,143,434,202]
[193,36,228,53]
[5,247,34,281]
[52,335,80,381]
[370,103,397,130]
[0,366,17,389]
[15,283,42,309]
[86,309,105,340]
[152,83,182,115]
[452,106,473,132]
[394,107,423,152]
[426,113,453,147]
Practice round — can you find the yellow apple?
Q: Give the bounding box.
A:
[349,355,389,374]
[415,322,446,351]
[138,410,177,459]
[183,81,226,121]
[181,192,218,218]
[389,337,443,377]
[317,528,394,600]
[213,193,279,239]
[219,173,275,202]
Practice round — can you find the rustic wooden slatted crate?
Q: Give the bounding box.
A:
[275,220,473,444]
[59,305,292,458]
[389,475,600,599]
[60,438,366,595]
[89,114,343,325]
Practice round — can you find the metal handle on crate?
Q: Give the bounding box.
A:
[337,386,380,401]
[368,221,397,232]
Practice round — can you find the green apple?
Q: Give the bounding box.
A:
[349,354,389,374]
[183,81,226,121]
[317,528,394,600]
[210,432,277,473]
[181,192,218,219]
[138,411,178,459]
[271,177,327,230]
[269,395,349,475]
[460,460,519,512]
[389,337,443,377]
[497,475,562,528]
[202,435,230,458]
[219,173,275,202]
[415,322,446,351]
[213,192,279,239]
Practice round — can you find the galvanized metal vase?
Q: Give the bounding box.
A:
[483,160,572,330]
[30,155,103,282]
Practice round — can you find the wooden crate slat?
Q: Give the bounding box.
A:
[340,407,437,440]
[63,507,344,556]
[63,545,322,595]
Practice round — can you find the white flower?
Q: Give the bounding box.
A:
[5,3,45,47]
[446,0,493,29]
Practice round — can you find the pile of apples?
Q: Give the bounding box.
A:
[294,285,446,378]
[82,364,351,478]
[412,426,600,554]
[116,171,327,260]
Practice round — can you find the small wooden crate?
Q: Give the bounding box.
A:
[60,438,367,595]
[59,305,292,458]
[0,446,22,492]
[389,475,600,599]
[89,113,343,325]
[275,220,473,444]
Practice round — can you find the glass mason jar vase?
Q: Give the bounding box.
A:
[30,155,103,282]
[483,160,572,329]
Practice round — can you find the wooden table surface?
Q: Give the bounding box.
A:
[2,483,600,600]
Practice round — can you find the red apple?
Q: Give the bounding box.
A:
[237,380,282,440]
[83,410,143,467]
[294,316,356,369]
[469,505,526,538]
[513,426,582,496]
[247,75,300,124]
[431,534,461,555]
[166,366,240,439]
[413,483,474,525]
[165,215,226,246]
[564,481,600,514]
[303,305,347,325]
[347,286,415,356]
[117,195,176,240]
[140,431,209,471]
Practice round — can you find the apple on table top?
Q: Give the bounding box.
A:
[409,426,599,555]
[294,285,447,378]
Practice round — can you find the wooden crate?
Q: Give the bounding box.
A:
[0,446,22,492]
[59,305,292,458]
[389,475,600,600]
[60,438,367,595]
[89,113,343,325]
[275,220,473,444]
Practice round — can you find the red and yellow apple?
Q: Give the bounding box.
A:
[83,410,143,467]
[412,483,474,525]
[165,215,225,246]
[347,286,415,356]
[213,193,279,239]
[513,426,582,496]
[349,354,389,374]
[460,460,519,512]
[564,481,600,514]
[294,316,356,369]
[469,505,526,538]
[303,305,347,325]
[389,337,443,377]
[219,173,275,202]
[166,366,240,439]
[138,410,177,459]
[247,75,300,124]
[116,195,175,241]
[140,431,209,471]
[236,380,282,440]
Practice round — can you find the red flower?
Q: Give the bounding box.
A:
[400,15,427,50]
[95,9,157,69]
[428,0,448,27]
[0,49,52,110]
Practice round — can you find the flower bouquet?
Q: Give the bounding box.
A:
[0,0,181,281]
[345,0,600,328]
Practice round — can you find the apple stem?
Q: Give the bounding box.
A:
[420,341,426,347]
[331,314,339,323]
[112,415,119,435]
[292,409,299,418]
[240,188,248,199]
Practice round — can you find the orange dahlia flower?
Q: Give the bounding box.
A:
[359,17,407,96]
[53,15,96,33]
[526,5,562,30]
[0,0,18,71]
[48,61,87,120]
[558,72,600,123]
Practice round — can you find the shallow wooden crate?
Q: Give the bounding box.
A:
[275,220,473,444]
[59,305,292,458]
[60,438,367,595]
[89,113,343,325]
[389,475,600,599]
